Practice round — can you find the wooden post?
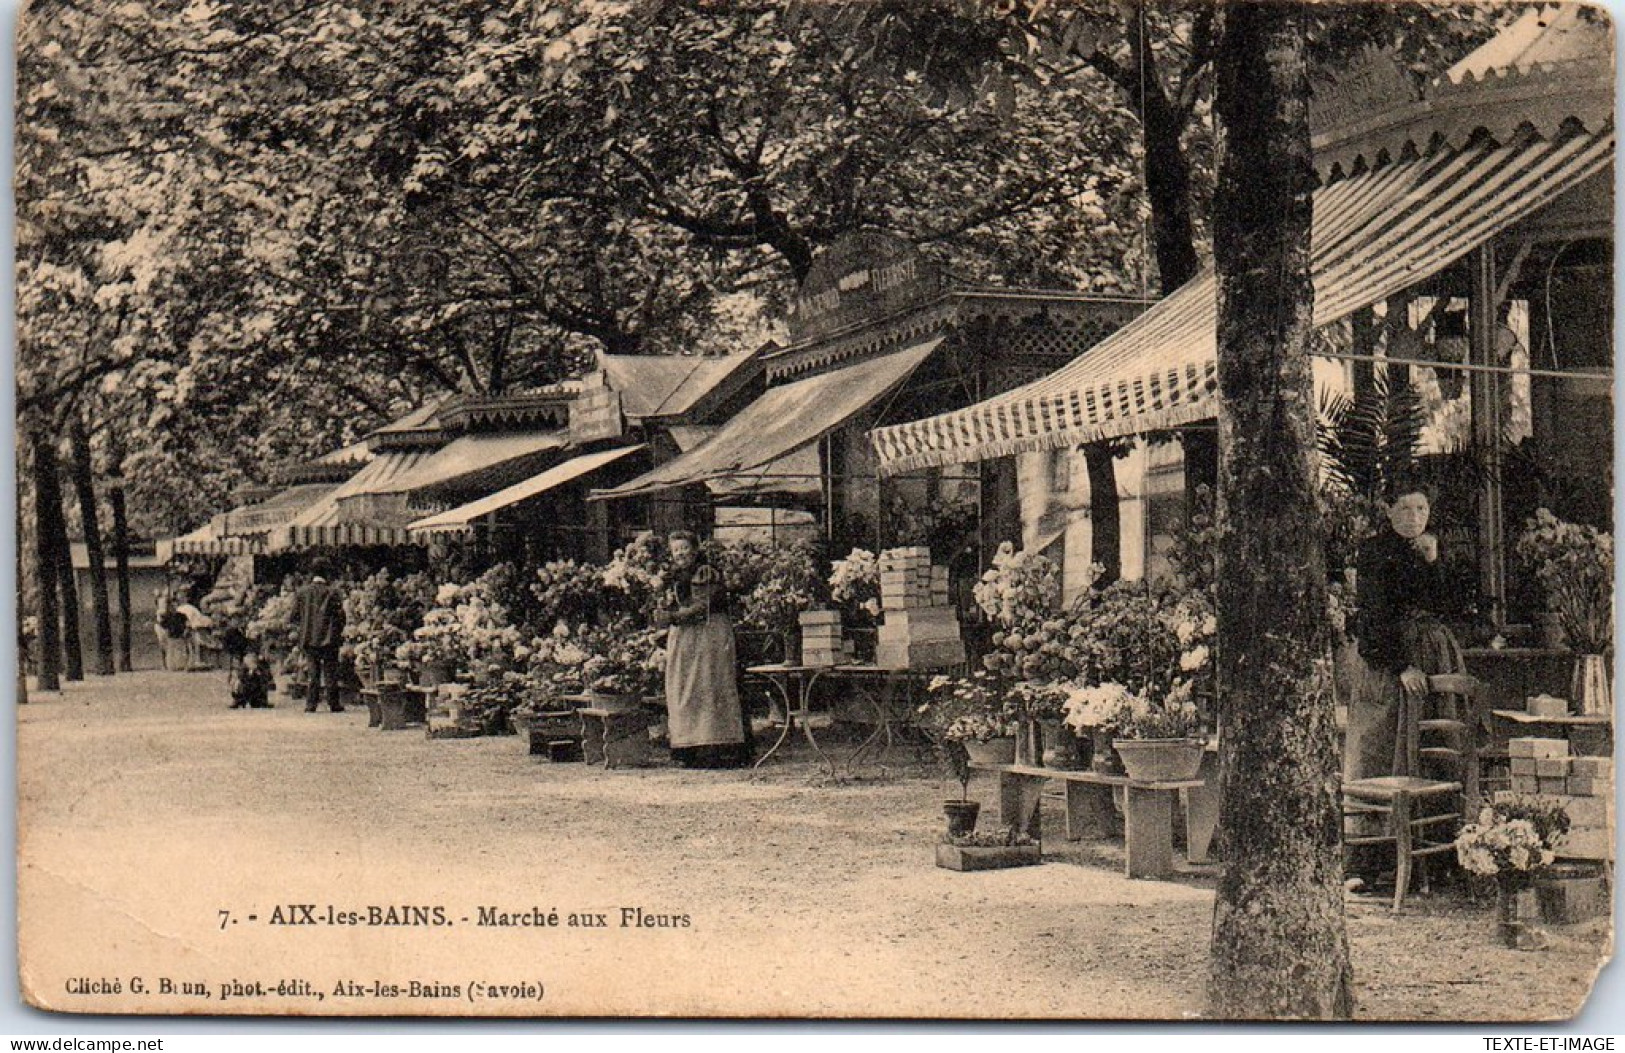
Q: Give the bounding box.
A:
[1470,246,1506,626]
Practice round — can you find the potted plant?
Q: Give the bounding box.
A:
[1103,680,1206,782]
[1516,510,1614,715]
[919,673,1018,765]
[937,740,980,837]
[828,548,881,661]
[1454,796,1571,949]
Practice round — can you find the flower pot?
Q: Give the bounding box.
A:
[1042,721,1089,770]
[781,630,802,667]
[588,691,641,712]
[416,661,453,688]
[1114,738,1205,782]
[1090,733,1125,775]
[1570,654,1611,717]
[963,738,1016,766]
[1014,719,1043,767]
[1497,872,1545,950]
[943,800,981,838]
[1535,612,1567,651]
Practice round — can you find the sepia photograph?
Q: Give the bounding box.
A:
[11,0,1618,1026]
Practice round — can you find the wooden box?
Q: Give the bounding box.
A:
[1537,867,1610,925]
[934,843,1042,872]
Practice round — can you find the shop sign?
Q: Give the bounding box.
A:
[1309,46,1417,137]
[569,372,624,443]
[787,231,941,343]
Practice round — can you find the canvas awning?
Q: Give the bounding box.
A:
[217,484,339,536]
[368,430,569,499]
[869,129,1613,474]
[169,519,261,557]
[268,448,440,550]
[666,426,823,498]
[407,445,646,538]
[597,338,942,499]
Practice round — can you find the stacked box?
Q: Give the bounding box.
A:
[875,546,965,670]
[1508,737,1570,759]
[1568,756,1614,797]
[1508,737,1568,794]
[799,609,844,667]
[878,547,935,611]
[1526,694,1571,718]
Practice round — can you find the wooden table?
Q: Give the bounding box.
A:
[972,762,1217,880]
[1491,709,1612,756]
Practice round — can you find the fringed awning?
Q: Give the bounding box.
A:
[870,128,1613,475]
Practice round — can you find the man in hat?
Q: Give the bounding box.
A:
[292,572,347,713]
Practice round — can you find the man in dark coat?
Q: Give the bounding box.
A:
[293,574,347,713]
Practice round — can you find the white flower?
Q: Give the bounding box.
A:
[1179,645,1210,672]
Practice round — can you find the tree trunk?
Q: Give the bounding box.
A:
[47,435,85,682]
[1207,1,1352,1021]
[70,418,115,675]
[28,430,63,692]
[1130,3,1202,293]
[1083,444,1121,585]
[108,440,134,673]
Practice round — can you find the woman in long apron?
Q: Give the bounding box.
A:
[1344,485,1465,884]
[657,532,751,769]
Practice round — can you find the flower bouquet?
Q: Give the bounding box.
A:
[1455,797,1571,948]
[1515,509,1613,654]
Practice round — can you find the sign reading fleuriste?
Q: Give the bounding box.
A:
[787,231,941,344]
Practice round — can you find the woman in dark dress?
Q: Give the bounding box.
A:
[655,532,751,769]
[1346,485,1466,783]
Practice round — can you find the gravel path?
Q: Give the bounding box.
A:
[17,671,1609,1020]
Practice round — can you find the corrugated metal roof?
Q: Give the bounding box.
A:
[871,130,1613,474]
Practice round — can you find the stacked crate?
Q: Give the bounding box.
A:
[1503,738,1614,861]
[798,609,850,668]
[875,547,965,670]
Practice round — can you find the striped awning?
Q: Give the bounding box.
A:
[598,338,941,499]
[268,449,440,550]
[870,129,1613,474]
[217,484,339,536]
[407,445,646,538]
[169,520,267,557]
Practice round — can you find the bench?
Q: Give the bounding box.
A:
[972,758,1220,880]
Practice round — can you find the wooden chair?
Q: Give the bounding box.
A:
[1343,672,1483,911]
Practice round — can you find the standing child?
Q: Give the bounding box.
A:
[229,652,275,710]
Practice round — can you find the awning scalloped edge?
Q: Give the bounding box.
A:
[874,397,1215,475]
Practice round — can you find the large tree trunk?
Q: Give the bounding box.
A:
[108,437,134,673]
[1207,1,1352,1021]
[1083,444,1121,584]
[28,430,64,692]
[70,418,115,675]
